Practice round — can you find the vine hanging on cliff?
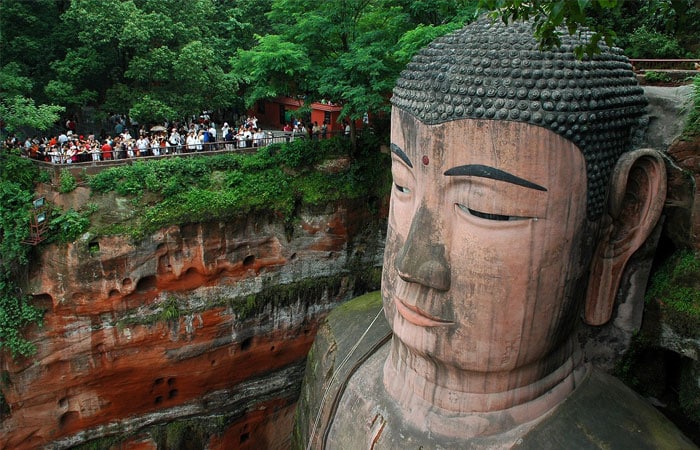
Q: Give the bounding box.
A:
[0,150,44,357]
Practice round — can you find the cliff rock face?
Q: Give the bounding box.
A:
[0,200,386,449]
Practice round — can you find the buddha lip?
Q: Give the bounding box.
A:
[395,299,453,327]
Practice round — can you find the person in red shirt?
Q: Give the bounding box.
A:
[101,140,113,160]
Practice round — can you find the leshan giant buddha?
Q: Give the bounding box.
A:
[293,18,696,449]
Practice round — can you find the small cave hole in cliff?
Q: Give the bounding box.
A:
[88,241,100,255]
[59,411,79,429]
[57,397,68,409]
[240,432,250,444]
[122,278,132,288]
[243,254,255,266]
[270,345,275,352]
[108,289,120,298]
[158,254,172,273]
[290,252,297,260]
[136,275,157,293]
[168,389,178,399]
[32,293,53,309]
[241,336,253,351]
[154,396,163,405]
[167,377,176,386]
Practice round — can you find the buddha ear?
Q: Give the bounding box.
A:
[584,149,667,326]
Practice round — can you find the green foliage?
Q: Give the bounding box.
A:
[87,136,389,239]
[0,95,65,134]
[151,417,227,449]
[2,0,698,140]
[37,170,52,184]
[160,297,181,322]
[643,71,673,84]
[0,182,32,268]
[48,209,91,243]
[646,249,700,337]
[128,95,177,126]
[1,149,40,190]
[232,34,312,105]
[0,152,44,358]
[683,75,700,139]
[394,23,464,66]
[71,434,125,450]
[0,292,44,357]
[625,25,686,58]
[58,170,77,194]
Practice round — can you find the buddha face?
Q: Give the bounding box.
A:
[383,108,592,373]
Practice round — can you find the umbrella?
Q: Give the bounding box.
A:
[150,125,167,132]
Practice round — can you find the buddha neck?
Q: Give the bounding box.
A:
[382,335,586,438]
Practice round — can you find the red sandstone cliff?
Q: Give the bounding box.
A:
[0,200,386,449]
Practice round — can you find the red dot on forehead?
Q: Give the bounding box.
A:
[422,155,429,166]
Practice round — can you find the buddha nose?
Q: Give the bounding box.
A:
[394,204,451,291]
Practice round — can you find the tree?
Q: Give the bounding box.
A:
[0,64,64,135]
[478,0,700,58]
[234,0,477,152]
[24,0,251,125]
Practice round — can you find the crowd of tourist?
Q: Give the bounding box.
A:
[1,112,347,165]
[2,115,288,164]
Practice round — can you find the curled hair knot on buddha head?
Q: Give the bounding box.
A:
[391,18,648,219]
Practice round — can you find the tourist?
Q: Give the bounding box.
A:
[100,139,112,160]
[208,123,217,149]
[253,128,265,147]
[186,131,197,152]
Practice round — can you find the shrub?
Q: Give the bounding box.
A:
[58,170,77,193]
[643,71,673,84]
[85,136,390,239]
[2,149,39,191]
[646,249,700,337]
[48,209,91,243]
[624,25,686,59]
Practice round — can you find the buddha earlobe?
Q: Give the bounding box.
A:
[584,149,667,326]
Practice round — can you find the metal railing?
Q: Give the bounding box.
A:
[629,59,700,72]
[24,130,350,171]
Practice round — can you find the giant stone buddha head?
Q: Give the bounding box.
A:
[382,17,666,403]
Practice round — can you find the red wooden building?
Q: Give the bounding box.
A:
[251,96,363,132]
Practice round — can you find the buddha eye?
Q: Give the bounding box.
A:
[395,183,411,194]
[456,203,531,222]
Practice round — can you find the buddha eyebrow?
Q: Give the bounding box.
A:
[444,164,547,191]
[390,143,413,168]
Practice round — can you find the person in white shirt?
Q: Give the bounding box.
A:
[186,132,197,152]
[253,128,265,147]
[208,124,217,149]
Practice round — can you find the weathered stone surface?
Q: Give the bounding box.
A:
[667,137,700,251]
[0,199,386,449]
[296,294,697,450]
[643,85,694,152]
